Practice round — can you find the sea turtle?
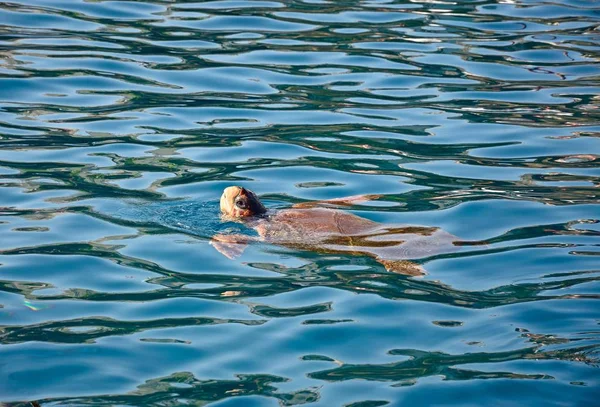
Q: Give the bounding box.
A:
[211,186,468,276]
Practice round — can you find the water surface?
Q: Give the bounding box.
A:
[1,0,599,406]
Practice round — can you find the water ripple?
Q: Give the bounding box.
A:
[1,0,599,405]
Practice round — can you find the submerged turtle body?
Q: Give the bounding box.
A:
[253,208,377,244]
[213,186,463,276]
[252,209,458,259]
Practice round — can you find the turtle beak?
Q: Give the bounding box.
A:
[220,186,240,217]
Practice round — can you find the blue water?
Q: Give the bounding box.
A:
[1,0,599,406]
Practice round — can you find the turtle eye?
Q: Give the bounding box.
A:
[235,199,247,209]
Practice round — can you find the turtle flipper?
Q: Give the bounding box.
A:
[210,234,252,259]
[293,194,383,209]
[377,258,425,277]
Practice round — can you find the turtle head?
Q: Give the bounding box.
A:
[220,186,266,219]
